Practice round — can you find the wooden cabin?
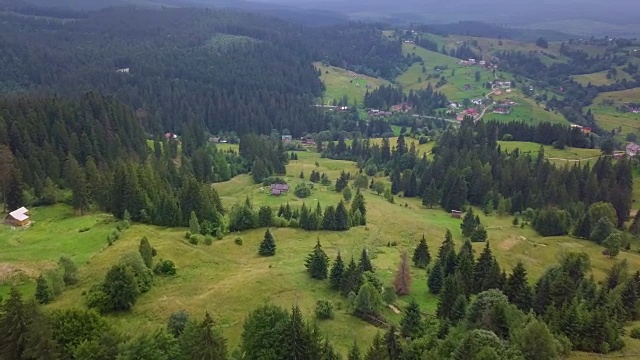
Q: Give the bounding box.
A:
[5,207,31,227]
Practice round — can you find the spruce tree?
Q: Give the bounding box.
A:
[630,209,640,236]
[503,261,533,312]
[473,242,495,294]
[0,287,30,359]
[421,179,439,209]
[471,225,488,243]
[412,234,431,269]
[590,217,614,244]
[428,260,444,294]
[189,211,201,235]
[364,333,387,360]
[341,257,363,297]
[460,209,478,238]
[258,229,276,256]
[385,325,402,360]
[138,237,154,269]
[180,312,228,360]
[436,273,464,320]
[283,306,310,359]
[329,252,345,290]
[456,241,475,296]
[400,299,424,339]
[305,239,329,280]
[335,201,350,231]
[348,341,362,360]
[393,251,412,296]
[35,274,53,304]
[66,155,90,215]
[22,306,60,360]
[358,249,373,273]
[322,205,336,231]
[350,190,367,225]
[450,294,468,323]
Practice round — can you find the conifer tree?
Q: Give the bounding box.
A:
[58,256,78,285]
[322,205,336,231]
[305,239,330,280]
[341,257,363,297]
[503,261,533,312]
[138,237,154,269]
[180,312,228,360]
[621,278,639,321]
[6,168,25,212]
[189,211,201,235]
[590,217,614,244]
[335,201,351,231]
[350,190,367,225]
[330,252,345,290]
[471,225,488,243]
[348,341,362,360]
[573,214,591,239]
[359,248,373,273]
[630,209,640,237]
[22,306,60,360]
[393,251,412,296]
[428,260,444,294]
[473,242,496,293]
[412,234,431,269]
[436,273,464,321]
[282,306,310,359]
[421,179,439,209]
[450,294,468,323]
[456,240,475,296]
[0,287,30,359]
[400,299,424,339]
[364,333,387,360]
[66,155,90,215]
[385,325,402,360]
[461,209,478,238]
[258,229,276,256]
[35,274,53,304]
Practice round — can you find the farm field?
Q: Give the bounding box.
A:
[483,90,569,125]
[588,88,640,138]
[573,66,635,86]
[398,43,496,100]
[2,150,640,358]
[314,61,391,107]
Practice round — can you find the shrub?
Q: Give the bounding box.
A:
[382,285,397,304]
[294,183,312,198]
[185,231,191,239]
[168,310,190,337]
[112,229,121,240]
[234,236,243,245]
[189,235,199,245]
[154,259,177,276]
[418,136,429,144]
[78,227,91,233]
[203,235,213,246]
[315,300,334,319]
[630,327,640,339]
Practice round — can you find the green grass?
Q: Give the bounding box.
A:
[498,141,601,164]
[398,44,495,101]
[3,151,640,359]
[588,88,640,138]
[483,90,569,125]
[573,66,635,86]
[314,62,391,107]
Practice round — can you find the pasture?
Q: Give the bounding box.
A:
[588,88,640,138]
[314,62,391,107]
[2,149,640,358]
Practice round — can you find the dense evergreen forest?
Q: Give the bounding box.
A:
[323,118,632,237]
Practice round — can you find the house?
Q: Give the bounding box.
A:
[209,137,220,143]
[390,103,412,113]
[626,142,640,157]
[496,81,511,89]
[5,207,30,227]
[303,137,315,145]
[493,107,511,115]
[116,68,130,73]
[471,98,484,106]
[479,60,486,66]
[281,135,293,143]
[270,183,290,196]
[451,210,462,219]
[493,89,502,96]
[164,132,178,140]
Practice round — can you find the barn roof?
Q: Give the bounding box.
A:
[9,207,29,221]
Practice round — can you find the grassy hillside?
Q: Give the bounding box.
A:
[573,66,635,86]
[588,88,640,138]
[399,43,495,100]
[314,62,391,106]
[498,141,601,163]
[483,89,569,125]
[2,148,640,358]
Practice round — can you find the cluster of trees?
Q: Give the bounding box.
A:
[448,44,480,61]
[34,256,78,305]
[363,84,449,116]
[324,119,633,240]
[227,196,367,233]
[460,209,488,243]
[492,120,593,149]
[0,289,229,360]
[240,134,289,183]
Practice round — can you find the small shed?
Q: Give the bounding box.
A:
[451,210,462,219]
[5,207,30,227]
[270,183,290,196]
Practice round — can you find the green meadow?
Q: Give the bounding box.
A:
[314,62,391,106]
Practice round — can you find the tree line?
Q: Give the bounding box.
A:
[363,84,449,116]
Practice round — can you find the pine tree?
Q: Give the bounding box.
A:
[189,211,201,235]
[180,312,228,360]
[138,237,154,269]
[412,234,431,269]
[428,260,444,294]
[341,257,363,297]
[34,274,53,304]
[460,209,478,238]
[364,333,387,360]
[450,294,468,323]
[258,229,276,256]
[422,179,439,209]
[5,168,25,212]
[22,306,60,360]
[393,251,411,296]
[385,325,402,360]
[322,205,336,231]
[350,190,367,225]
[436,273,464,320]
[348,341,362,360]
[573,214,591,239]
[473,242,496,294]
[503,261,533,312]
[359,248,373,272]
[400,299,424,339]
[66,155,90,215]
[0,287,30,359]
[305,239,330,280]
[330,252,345,290]
[471,225,488,243]
[335,201,351,231]
[283,306,310,359]
[456,241,475,296]
[590,217,614,244]
[630,209,640,236]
